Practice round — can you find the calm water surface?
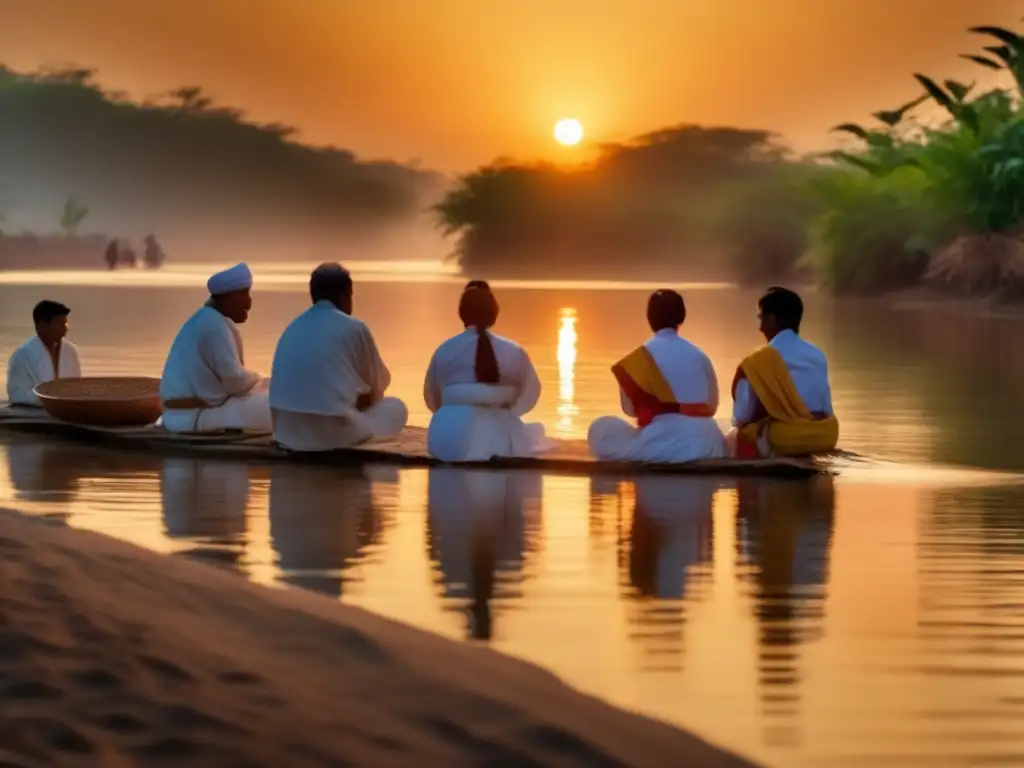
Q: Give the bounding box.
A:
[1,267,1024,768]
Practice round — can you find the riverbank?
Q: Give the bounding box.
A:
[884,287,1024,319]
[0,508,756,767]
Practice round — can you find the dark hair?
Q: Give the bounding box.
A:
[33,300,71,324]
[309,262,353,304]
[465,280,491,290]
[458,285,500,384]
[759,286,803,332]
[646,289,686,331]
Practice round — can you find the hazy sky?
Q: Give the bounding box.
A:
[1,0,1020,170]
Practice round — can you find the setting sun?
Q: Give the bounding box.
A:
[553,118,583,146]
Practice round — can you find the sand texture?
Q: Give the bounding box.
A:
[0,509,758,767]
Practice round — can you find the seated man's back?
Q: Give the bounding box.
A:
[270,263,407,451]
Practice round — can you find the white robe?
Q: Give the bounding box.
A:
[6,336,82,406]
[424,329,553,462]
[159,305,271,433]
[729,329,834,457]
[269,301,407,451]
[588,329,726,463]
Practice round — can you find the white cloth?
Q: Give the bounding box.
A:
[159,305,270,432]
[732,329,834,427]
[6,336,82,406]
[207,262,253,295]
[269,301,407,450]
[587,329,726,463]
[424,328,553,462]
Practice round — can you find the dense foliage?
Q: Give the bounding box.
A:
[0,65,440,250]
[434,127,808,280]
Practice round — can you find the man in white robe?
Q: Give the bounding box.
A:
[587,290,726,463]
[423,281,553,462]
[7,300,82,406]
[269,263,408,451]
[159,263,272,433]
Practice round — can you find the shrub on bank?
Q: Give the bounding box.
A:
[817,22,1024,299]
[802,166,933,295]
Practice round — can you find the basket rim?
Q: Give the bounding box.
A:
[34,376,163,403]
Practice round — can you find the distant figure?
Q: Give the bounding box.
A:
[587,290,726,463]
[7,300,82,406]
[160,263,271,432]
[423,281,552,462]
[269,263,408,451]
[104,239,119,270]
[728,287,838,458]
[143,234,166,269]
[119,240,137,268]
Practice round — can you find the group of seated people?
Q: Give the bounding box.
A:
[5,261,839,462]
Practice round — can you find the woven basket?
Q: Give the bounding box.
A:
[34,376,163,427]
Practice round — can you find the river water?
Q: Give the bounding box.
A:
[1,263,1023,767]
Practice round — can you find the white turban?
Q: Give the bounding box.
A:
[207,263,253,296]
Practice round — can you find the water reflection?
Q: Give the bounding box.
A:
[269,464,386,597]
[3,437,163,523]
[4,439,85,507]
[426,468,542,640]
[556,308,579,437]
[160,459,250,569]
[588,477,717,672]
[735,476,836,748]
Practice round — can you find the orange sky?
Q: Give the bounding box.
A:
[1,0,1021,170]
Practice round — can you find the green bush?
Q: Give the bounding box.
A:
[803,166,933,295]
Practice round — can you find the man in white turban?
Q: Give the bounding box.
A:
[159,263,272,432]
[269,263,408,451]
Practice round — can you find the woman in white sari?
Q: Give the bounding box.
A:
[424,282,553,462]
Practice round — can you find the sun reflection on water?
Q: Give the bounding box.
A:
[556,308,579,436]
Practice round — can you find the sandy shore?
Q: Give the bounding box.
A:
[0,508,757,767]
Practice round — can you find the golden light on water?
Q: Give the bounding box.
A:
[556,308,579,436]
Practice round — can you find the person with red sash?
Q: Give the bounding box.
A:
[587,289,726,462]
[728,287,839,459]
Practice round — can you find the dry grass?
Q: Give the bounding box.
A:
[925,234,1024,302]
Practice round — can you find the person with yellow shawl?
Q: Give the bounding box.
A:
[729,287,838,458]
[587,290,726,462]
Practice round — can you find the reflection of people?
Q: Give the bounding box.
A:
[160,459,249,568]
[269,464,383,597]
[735,475,836,745]
[271,263,407,451]
[424,282,552,462]
[7,300,82,406]
[588,290,726,462]
[627,476,717,600]
[3,438,83,506]
[729,287,838,458]
[426,468,541,640]
[160,263,271,433]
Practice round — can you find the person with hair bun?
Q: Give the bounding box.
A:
[423,282,552,462]
[587,289,726,462]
